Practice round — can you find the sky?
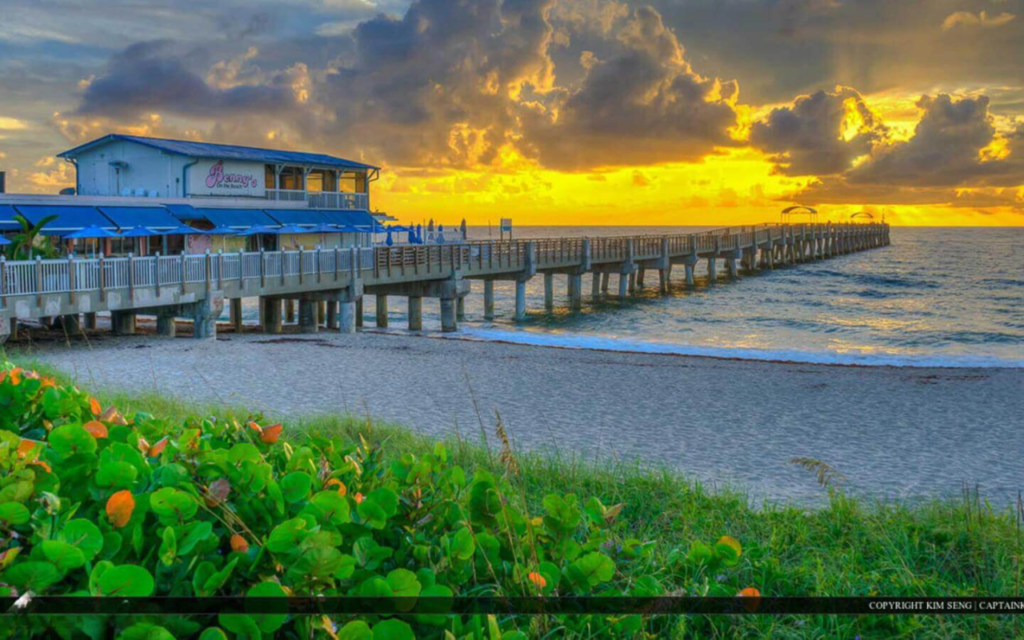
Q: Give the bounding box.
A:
[1,0,1023,227]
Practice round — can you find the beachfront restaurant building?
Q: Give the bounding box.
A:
[0,134,386,256]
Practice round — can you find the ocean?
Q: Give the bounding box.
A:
[230,226,1023,368]
[402,226,1023,368]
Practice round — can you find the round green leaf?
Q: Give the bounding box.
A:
[0,503,30,527]
[371,619,414,640]
[96,564,155,597]
[450,527,475,561]
[41,539,87,572]
[49,424,97,457]
[310,491,351,526]
[280,472,313,503]
[247,581,288,633]
[197,629,229,640]
[58,519,104,562]
[149,488,198,525]
[336,621,372,640]
[385,568,421,598]
[3,561,62,592]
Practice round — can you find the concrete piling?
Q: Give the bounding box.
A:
[601,272,610,293]
[262,298,282,334]
[339,301,356,333]
[707,257,717,283]
[326,301,338,330]
[111,311,136,335]
[230,298,243,332]
[515,280,527,320]
[376,295,389,328]
[544,272,554,312]
[156,312,176,338]
[299,300,319,333]
[285,299,295,324]
[618,273,628,298]
[408,296,423,331]
[569,274,583,311]
[355,298,364,328]
[483,281,495,320]
[456,296,466,321]
[440,298,457,332]
[84,312,97,330]
[592,272,601,297]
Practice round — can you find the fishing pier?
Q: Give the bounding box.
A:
[0,222,890,342]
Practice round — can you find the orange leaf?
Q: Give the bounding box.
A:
[528,571,547,589]
[40,377,57,389]
[230,534,249,553]
[99,406,128,426]
[105,490,135,528]
[89,398,102,416]
[248,421,263,433]
[29,460,52,473]
[259,424,283,444]
[738,587,760,598]
[0,370,6,384]
[17,439,38,459]
[9,368,22,385]
[326,479,348,497]
[147,437,169,457]
[737,586,762,612]
[83,420,109,440]
[354,492,365,504]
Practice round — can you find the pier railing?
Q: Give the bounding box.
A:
[0,222,886,305]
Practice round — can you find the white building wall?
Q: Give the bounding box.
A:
[73,141,195,198]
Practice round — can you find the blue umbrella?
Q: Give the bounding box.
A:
[120,227,158,238]
[0,236,10,246]
[64,226,117,239]
[386,228,394,247]
[205,225,238,236]
[277,224,312,235]
[160,225,209,236]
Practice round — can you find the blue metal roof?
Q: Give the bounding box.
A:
[59,135,379,171]
[0,205,21,231]
[98,206,181,230]
[318,210,378,228]
[14,205,116,233]
[264,209,329,226]
[190,208,279,229]
[164,204,204,221]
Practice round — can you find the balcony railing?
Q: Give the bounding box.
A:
[266,189,369,211]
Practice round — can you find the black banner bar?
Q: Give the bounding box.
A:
[4,597,1024,616]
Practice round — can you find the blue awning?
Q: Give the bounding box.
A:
[98,206,182,230]
[190,208,279,229]
[164,204,204,221]
[264,209,329,226]
[318,210,378,228]
[0,205,21,231]
[14,205,116,233]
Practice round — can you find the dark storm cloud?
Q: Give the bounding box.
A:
[519,6,742,170]
[750,86,888,176]
[75,41,300,118]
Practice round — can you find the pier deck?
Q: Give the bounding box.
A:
[0,222,889,341]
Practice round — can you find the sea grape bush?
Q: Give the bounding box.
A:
[0,363,757,638]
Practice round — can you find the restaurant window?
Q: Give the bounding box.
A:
[265,165,276,190]
[279,167,303,190]
[306,171,324,192]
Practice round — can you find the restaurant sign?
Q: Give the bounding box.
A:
[190,160,265,197]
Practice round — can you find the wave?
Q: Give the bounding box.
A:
[455,328,1024,369]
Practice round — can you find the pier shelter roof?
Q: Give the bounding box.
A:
[15,205,117,233]
[97,206,182,231]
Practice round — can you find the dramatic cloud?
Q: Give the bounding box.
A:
[750,87,888,176]
[941,10,1016,31]
[520,6,743,170]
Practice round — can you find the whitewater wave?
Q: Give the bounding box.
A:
[453,327,1024,369]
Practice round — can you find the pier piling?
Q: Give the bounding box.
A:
[483,281,495,320]
[376,295,389,328]
[408,296,423,331]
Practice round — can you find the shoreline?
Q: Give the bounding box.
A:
[17,329,1023,508]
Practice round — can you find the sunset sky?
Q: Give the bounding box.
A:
[1,0,1023,226]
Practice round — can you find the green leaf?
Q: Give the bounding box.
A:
[177,521,213,556]
[714,536,742,567]
[336,621,372,639]
[371,619,414,640]
[0,503,30,527]
[227,443,261,465]
[566,552,615,592]
[355,576,392,597]
[49,424,97,457]
[197,629,229,640]
[149,488,198,525]
[353,537,393,570]
[58,519,104,563]
[356,498,387,530]
[287,547,346,584]
[538,561,560,595]
[159,526,177,567]
[367,488,399,517]
[89,560,114,595]
[280,472,313,503]
[96,461,138,491]
[41,540,87,572]
[266,518,316,553]
[3,561,62,592]
[117,623,175,640]
[309,491,351,526]
[687,540,713,564]
[217,613,262,639]
[450,527,475,561]
[96,564,155,597]
[416,584,454,626]
[200,557,239,596]
[247,581,288,633]
[385,568,421,598]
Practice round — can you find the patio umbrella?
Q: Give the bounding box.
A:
[385,228,394,247]
[160,225,209,236]
[204,225,238,251]
[65,225,118,256]
[237,225,280,251]
[0,236,10,246]
[119,226,158,256]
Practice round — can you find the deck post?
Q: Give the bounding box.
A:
[726,256,738,278]
[62,314,82,334]
[636,268,646,288]
[707,257,718,283]
[156,311,176,338]
[440,297,458,332]
[327,301,338,330]
[230,298,244,332]
[318,301,327,327]
[601,272,610,293]
[684,263,695,286]
[618,272,628,297]
[84,313,97,330]
[376,295,389,327]
[408,296,423,331]
[111,311,136,335]
[299,299,319,333]
[456,296,466,321]
[514,280,527,320]
[285,299,295,323]
[659,269,668,292]
[544,272,554,311]
[191,292,223,340]
[355,298,364,327]
[628,271,637,294]
[592,272,601,297]
[483,281,495,320]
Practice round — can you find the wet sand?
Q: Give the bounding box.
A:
[19,330,1024,506]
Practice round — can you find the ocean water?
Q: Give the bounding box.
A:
[233,226,1023,368]
[408,226,1023,368]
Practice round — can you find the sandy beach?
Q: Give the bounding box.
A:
[16,330,1023,506]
